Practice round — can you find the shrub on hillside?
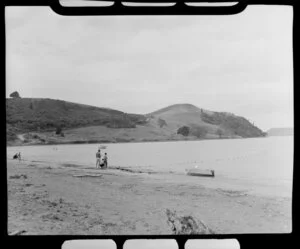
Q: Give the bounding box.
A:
[55,126,62,135]
[222,116,263,137]
[216,128,224,138]
[33,134,39,139]
[201,112,264,138]
[9,91,21,98]
[106,117,136,128]
[177,126,190,136]
[190,126,208,138]
[128,114,148,125]
[158,118,167,128]
[201,112,222,125]
[6,130,17,141]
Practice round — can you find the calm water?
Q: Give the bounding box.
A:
[7,136,293,197]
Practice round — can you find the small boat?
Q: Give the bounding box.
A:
[186,169,215,177]
[98,145,107,149]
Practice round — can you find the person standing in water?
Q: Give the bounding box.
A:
[96,149,101,168]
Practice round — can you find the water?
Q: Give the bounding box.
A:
[7,136,293,197]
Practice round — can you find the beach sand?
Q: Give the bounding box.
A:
[7,159,292,235]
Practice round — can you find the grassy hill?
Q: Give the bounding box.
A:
[147,104,265,138]
[6,98,265,145]
[6,97,146,130]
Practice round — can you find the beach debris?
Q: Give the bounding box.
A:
[27,164,37,167]
[112,166,155,174]
[62,163,84,168]
[166,209,214,234]
[112,166,138,173]
[9,174,27,179]
[72,174,103,178]
[9,230,26,236]
[216,188,248,197]
[41,213,64,222]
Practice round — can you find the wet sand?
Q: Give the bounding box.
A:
[7,159,292,235]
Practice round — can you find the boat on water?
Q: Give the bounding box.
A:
[186,168,215,177]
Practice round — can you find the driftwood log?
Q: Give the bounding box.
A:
[166,209,214,234]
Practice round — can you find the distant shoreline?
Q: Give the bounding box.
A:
[6,135,268,147]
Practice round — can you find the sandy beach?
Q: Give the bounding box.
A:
[7,157,292,235]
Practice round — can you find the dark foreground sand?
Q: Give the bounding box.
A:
[7,159,292,235]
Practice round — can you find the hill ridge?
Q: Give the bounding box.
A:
[148,103,203,116]
[6,97,265,145]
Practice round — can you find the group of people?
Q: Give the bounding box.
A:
[13,152,21,161]
[13,148,108,168]
[96,149,108,169]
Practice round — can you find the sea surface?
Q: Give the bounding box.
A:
[7,136,293,197]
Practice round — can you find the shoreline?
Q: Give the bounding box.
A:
[7,158,292,235]
[7,135,267,147]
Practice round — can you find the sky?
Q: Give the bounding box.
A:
[5,5,293,131]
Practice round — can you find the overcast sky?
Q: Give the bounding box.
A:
[5,5,293,131]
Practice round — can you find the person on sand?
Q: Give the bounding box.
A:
[18,152,21,162]
[103,153,108,168]
[96,149,101,168]
[99,158,105,169]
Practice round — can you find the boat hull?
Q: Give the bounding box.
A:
[186,169,215,177]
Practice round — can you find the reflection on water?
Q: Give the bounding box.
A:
[7,136,293,197]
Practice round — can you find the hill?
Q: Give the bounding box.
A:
[149,103,201,116]
[6,99,265,145]
[267,128,293,136]
[147,104,265,138]
[6,98,147,145]
[6,97,147,130]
